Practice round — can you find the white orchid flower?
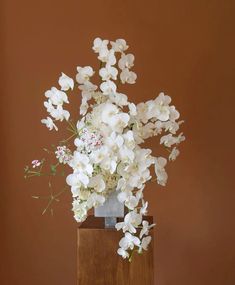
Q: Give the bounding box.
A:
[140,200,148,215]
[116,178,133,192]
[66,172,90,195]
[92,37,109,53]
[100,156,118,174]
[160,133,185,148]
[169,105,180,120]
[110,39,129,52]
[78,81,97,92]
[117,190,132,203]
[72,200,88,222]
[163,121,180,134]
[128,103,137,116]
[108,113,130,133]
[169,147,180,161]
[100,80,117,95]
[50,105,70,121]
[86,192,105,208]
[118,54,135,70]
[58,72,74,91]
[123,130,135,149]
[104,132,124,152]
[45,87,69,105]
[101,103,119,123]
[76,66,94,84]
[89,146,109,164]
[120,68,137,84]
[154,157,168,186]
[155,92,171,105]
[138,236,152,253]
[98,48,116,65]
[115,211,142,233]
[119,232,140,250]
[109,93,129,107]
[117,247,129,259]
[99,65,118,81]
[155,105,170,121]
[88,175,106,193]
[139,221,155,239]
[44,100,54,113]
[69,151,93,176]
[125,195,139,210]
[119,146,135,163]
[41,117,58,131]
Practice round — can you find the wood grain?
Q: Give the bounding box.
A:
[77,216,154,285]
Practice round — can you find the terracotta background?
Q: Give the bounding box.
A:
[1,0,235,284]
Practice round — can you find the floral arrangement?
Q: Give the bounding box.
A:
[24,37,185,261]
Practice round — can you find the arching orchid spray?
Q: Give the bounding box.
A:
[24,37,185,261]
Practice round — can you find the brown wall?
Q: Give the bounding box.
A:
[1,1,235,284]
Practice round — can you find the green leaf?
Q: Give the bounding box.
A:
[50,164,56,174]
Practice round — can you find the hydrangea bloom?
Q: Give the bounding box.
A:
[35,37,185,260]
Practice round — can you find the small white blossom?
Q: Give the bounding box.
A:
[154,157,168,186]
[109,93,128,107]
[160,133,185,148]
[98,49,116,65]
[66,172,90,197]
[88,175,106,192]
[99,65,118,81]
[72,200,88,222]
[58,72,74,91]
[50,105,70,121]
[140,200,148,215]
[117,247,129,259]
[31,160,41,168]
[76,66,94,84]
[108,113,130,133]
[110,39,129,52]
[118,54,135,70]
[120,68,137,84]
[87,192,105,208]
[169,147,180,161]
[55,146,72,164]
[69,151,93,176]
[41,117,58,131]
[92,37,109,53]
[119,232,140,250]
[128,103,137,116]
[45,87,69,105]
[115,211,142,233]
[100,80,117,95]
[140,221,155,238]
[138,236,152,253]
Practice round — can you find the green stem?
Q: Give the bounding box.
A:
[61,133,77,144]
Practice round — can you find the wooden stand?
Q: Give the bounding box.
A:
[77,216,154,285]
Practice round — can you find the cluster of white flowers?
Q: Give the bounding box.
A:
[31,159,41,168]
[41,73,74,131]
[40,37,185,259]
[55,146,72,164]
[74,128,103,153]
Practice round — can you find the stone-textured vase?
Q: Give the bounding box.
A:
[94,190,124,228]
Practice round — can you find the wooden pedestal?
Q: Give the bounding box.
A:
[77,216,154,285]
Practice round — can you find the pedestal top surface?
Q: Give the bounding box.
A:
[79,215,153,229]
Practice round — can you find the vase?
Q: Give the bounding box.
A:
[94,190,124,228]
